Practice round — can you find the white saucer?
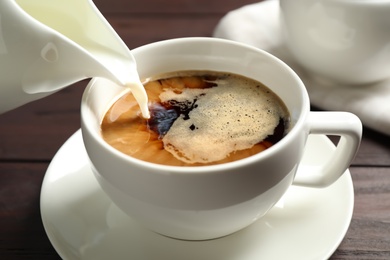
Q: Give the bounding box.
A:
[40,130,354,260]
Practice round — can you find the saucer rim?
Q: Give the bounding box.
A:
[40,130,354,260]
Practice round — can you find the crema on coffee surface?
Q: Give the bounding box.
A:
[101,71,290,166]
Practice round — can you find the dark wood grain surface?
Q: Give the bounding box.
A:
[1,0,389,259]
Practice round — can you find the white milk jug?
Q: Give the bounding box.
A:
[0,0,148,117]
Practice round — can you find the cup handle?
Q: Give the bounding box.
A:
[293,112,362,188]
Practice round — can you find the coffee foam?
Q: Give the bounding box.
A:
[160,76,286,164]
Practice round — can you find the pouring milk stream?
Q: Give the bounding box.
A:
[0,0,150,118]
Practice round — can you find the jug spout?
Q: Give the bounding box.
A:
[20,39,139,95]
[0,0,147,115]
[16,0,141,93]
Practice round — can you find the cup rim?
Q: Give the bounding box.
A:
[81,37,309,174]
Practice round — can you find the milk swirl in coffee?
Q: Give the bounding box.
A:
[101,71,290,166]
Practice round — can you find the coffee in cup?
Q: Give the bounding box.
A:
[101,70,290,166]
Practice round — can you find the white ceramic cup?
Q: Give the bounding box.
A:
[279,0,390,85]
[81,37,362,240]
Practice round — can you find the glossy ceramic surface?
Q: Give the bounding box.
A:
[280,0,390,84]
[41,130,354,260]
[0,0,138,113]
[81,38,360,240]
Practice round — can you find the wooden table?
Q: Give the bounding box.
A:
[0,0,389,259]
